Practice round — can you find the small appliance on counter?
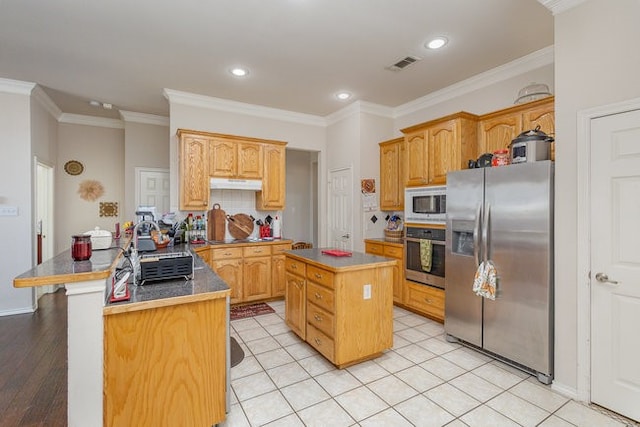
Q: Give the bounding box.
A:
[508,125,554,164]
[135,251,194,286]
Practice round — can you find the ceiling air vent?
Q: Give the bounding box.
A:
[387,55,421,71]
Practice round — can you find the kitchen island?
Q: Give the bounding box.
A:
[13,241,230,427]
[284,248,397,368]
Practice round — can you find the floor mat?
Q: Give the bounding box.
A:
[230,302,275,321]
[230,337,244,368]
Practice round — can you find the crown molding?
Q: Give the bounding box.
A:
[0,78,36,95]
[394,45,554,118]
[59,113,124,129]
[163,88,326,127]
[325,101,394,126]
[119,110,169,126]
[537,0,587,14]
[32,85,63,120]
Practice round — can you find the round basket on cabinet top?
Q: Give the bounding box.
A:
[384,229,403,242]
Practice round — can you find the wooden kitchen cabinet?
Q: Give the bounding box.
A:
[271,243,292,297]
[104,297,227,426]
[209,137,263,179]
[211,247,244,304]
[178,130,210,210]
[379,137,405,211]
[256,142,286,210]
[401,112,478,186]
[478,96,554,156]
[365,239,404,304]
[285,257,307,339]
[405,281,445,322]
[242,246,272,302]
[285,251,395,368]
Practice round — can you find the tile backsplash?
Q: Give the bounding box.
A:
[208,189,280,240]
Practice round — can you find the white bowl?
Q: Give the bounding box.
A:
[85,227,113,250]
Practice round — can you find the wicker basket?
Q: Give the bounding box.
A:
[384,229,403,242]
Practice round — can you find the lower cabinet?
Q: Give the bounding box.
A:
[104,297,227,426]
[285,254,394,368]
[405,280,445,322]
[208,241,292,305]
[365,239,404,303]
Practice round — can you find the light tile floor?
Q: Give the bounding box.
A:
[223,301,638,427]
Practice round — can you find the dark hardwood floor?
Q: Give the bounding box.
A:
[0,289,67,426]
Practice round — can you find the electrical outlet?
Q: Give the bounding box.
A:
[0,206,18,216]
[363,284,372,300]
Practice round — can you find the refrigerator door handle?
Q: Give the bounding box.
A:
[473,204,481,266]
[482,203,490,262]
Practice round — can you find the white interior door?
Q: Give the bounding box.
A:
[590,109,640,422]
[328,167,353,250]
[136,168,170,217]
[36,161,55,296]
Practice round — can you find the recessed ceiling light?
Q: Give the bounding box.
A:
[230,67,249,77]
[335,92,351,101]
[89,100,101,107]
[426,37,448,50]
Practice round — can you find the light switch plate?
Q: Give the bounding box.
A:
[0,206,18,216]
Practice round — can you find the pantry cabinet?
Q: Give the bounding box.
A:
[178,131,211,210]
[478,96,554,157]
[379,137,405,211]
[401,112,478,186]
[256,142,286,210]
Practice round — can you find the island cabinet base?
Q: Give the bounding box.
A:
[104,297,227,427]
[285,251,395,368]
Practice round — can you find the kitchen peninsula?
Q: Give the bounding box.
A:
[13,241,230,427]
[284,248,397,368]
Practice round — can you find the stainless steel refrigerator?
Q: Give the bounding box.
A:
[445,161,553,384]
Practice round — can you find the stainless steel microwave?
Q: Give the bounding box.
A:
[404,185,446,224]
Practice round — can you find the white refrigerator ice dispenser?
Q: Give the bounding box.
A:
[445,161,554,384]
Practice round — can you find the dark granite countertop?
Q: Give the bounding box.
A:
[285,248,398,272]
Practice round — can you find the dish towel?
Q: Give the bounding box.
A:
[420,239,432,272]
[473,260,497,300]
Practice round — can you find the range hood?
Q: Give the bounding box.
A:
[210,177,262,191]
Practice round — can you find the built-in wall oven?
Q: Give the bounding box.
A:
[404,226,446,289]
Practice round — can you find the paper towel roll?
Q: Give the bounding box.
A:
[272,216,281,239]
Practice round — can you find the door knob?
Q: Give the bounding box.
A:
[595,272,619,284]
[341,233,350,239]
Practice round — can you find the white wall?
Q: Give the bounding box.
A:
[123,120,169,221]
[0,82,35,314]
[55,124,124,254]
[553,0,640,394]
[284,149,316,244]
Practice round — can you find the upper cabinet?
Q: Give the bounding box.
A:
[478,96,554,156]
[210,137,263,179]
[178,130,211,210]
[177,129,287,211]
[401,112,478,187]
[379,137,405,211]
[256,143,286,210]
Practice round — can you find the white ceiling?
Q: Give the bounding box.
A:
[0,0,553,119]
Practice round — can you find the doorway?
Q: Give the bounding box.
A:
[35,160,55,297]
[135,167,170,218]
[328,166,353,250]
[577,99,640,422]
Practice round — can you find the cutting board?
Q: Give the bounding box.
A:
[207,204,226,241]
[227,213,254,240]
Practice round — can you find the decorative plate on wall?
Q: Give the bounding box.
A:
[64,160,84,176]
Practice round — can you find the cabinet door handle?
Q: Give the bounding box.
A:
[314,338,321,345]
[315,273,322,279]
[224,252,233,256]
[425,298,433,304]
[296,281,303,288]
[291,264,297,269]
[314,293,322,300]
[314,314,323,321]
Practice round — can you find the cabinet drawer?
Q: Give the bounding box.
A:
[271,243,292,255]
[307,265,334,289]
[405,282,445,321]
[307,282,335,313]
[306,304,334,338]
[365,242,384,256]
[285,258,306,276]
[211,247,243,260]
[243,245,271,257]
[384,245,403,259]
[306,323,335,362]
